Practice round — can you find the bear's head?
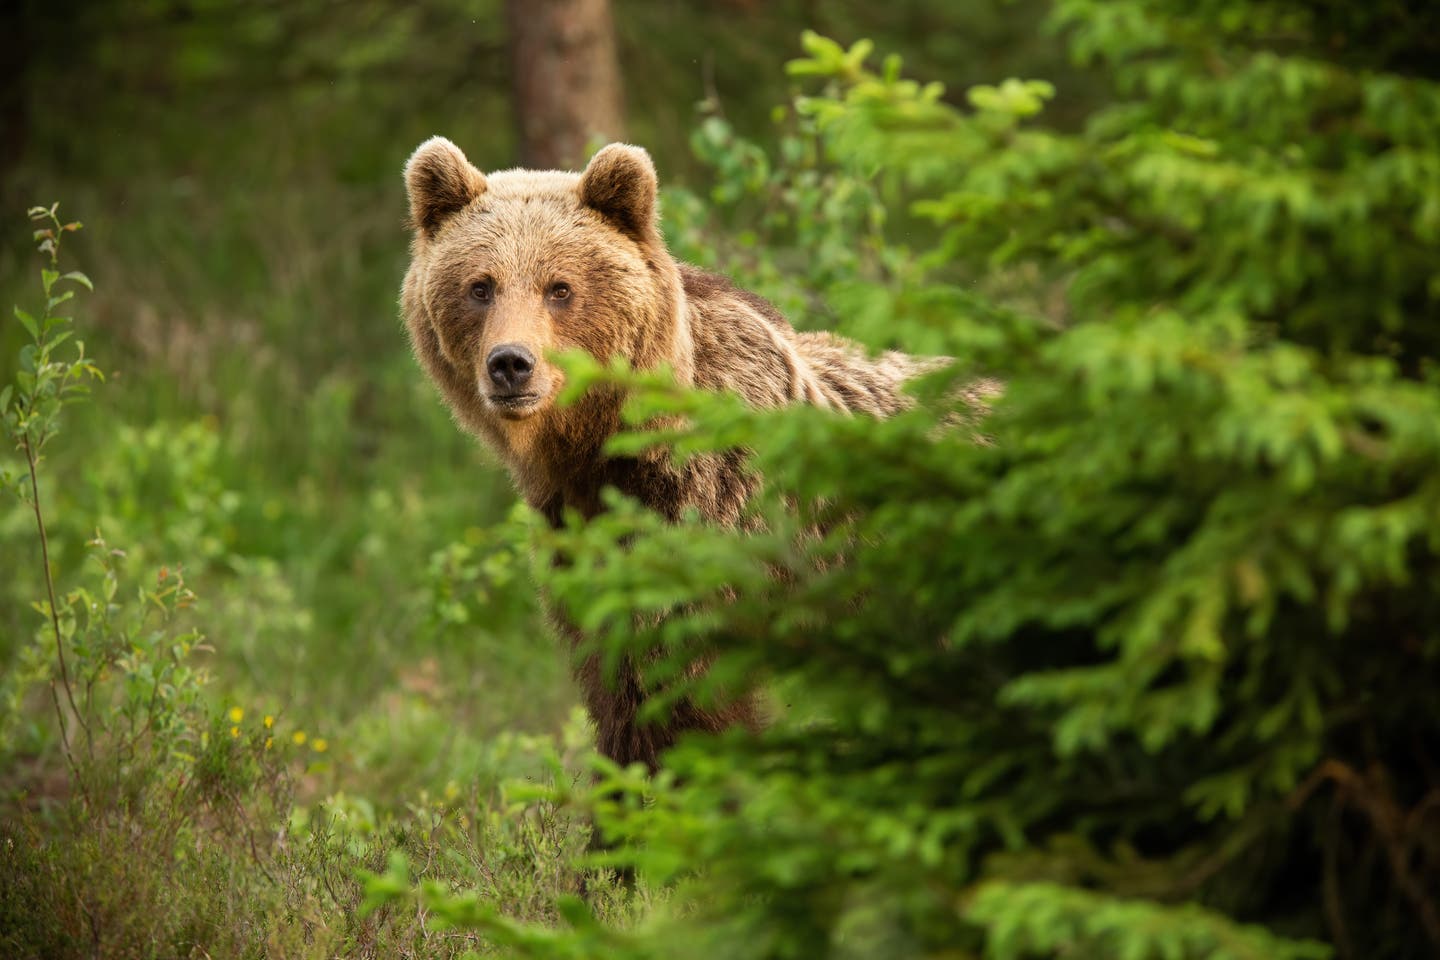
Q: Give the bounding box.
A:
[401,138,693,503]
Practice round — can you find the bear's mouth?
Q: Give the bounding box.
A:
[487,392,543,417]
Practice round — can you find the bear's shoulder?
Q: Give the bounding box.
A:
[678,263,803,407]
[677,262,922,416]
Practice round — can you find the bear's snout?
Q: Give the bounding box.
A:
[486,344,536,394]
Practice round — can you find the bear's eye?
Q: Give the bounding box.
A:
[548,282,572,302]
[469,280,493,303]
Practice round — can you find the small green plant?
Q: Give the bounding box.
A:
[358,718,651,959]
[0,207,230,803]
[0,208,296,957]
[1,204,101,788]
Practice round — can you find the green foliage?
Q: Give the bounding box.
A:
[2,205,100,475]
[0,213,288,955]
[966,882,1331,960]
[357,730,650,959]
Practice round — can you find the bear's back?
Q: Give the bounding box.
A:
[680,264,924,417]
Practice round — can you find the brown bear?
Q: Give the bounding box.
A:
[401,137,939,769]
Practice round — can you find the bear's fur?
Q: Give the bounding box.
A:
[401,137,938,768]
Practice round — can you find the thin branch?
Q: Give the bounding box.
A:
[1293,759,1440,948]
[22,433,91,804]
[1323,793,1353,960]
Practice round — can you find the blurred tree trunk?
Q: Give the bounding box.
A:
[505,0,626,170]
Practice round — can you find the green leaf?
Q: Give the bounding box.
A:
[14,306,38,339]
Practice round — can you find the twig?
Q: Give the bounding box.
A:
[1292,759,1440,948]
[1323,792,1353,960]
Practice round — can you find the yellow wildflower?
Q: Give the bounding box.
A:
[311,738,329,753]
[292,731,307,746]
[230,725,240,738]
[263,714,274,729]
[228,706,244,723]
[264,737,273,751]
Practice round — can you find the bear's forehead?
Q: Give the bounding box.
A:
[429,177,641,278]
[447,204,608,256]
[487,168,583,197]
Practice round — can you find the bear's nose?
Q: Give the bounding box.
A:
[486,344,536,392]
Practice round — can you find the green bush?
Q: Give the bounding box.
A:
[0,206,296,957]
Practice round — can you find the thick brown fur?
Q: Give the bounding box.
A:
[402,137,940,769]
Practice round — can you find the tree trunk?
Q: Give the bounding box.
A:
[505,0,626,171]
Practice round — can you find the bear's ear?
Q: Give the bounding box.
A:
[405,137,487,238]
[578,143,658,242]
